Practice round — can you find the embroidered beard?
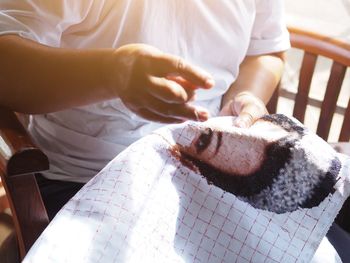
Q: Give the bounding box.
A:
[175,114,341,214]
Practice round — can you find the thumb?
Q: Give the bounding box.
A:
[233,102,268,128]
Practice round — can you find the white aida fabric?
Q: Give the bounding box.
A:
[24,116,350,263]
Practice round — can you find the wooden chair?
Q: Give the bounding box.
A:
[267,26,350,232]
[0,107,49,260]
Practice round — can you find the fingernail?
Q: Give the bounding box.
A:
[205,78,215,88]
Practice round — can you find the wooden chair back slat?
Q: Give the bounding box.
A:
[339,98,350,141]
[293,52,318,122]
[316,62,347,140]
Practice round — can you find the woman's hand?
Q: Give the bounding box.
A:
[113,44,215,123]
[219,92,268,128]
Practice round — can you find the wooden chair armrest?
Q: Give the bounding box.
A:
[0,107,49,176]
[288,26,350,66]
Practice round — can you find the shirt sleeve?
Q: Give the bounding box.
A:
[0,0,90,47]
[247,0,290,56]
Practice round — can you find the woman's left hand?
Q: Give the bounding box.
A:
[219,91,268,128]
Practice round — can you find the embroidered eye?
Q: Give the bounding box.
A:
[194,128,213,154]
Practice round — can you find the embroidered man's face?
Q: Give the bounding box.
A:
[176,114,340,214]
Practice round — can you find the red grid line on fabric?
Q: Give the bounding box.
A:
[281,209,315,259]
[269,195,336,261]
[238,211,268,262]
[79,128,341,261]
[264,219,290,262]
[220,199,247,262]
[297,195,340,260]
[171,129,293,263]
[195,190,223,261]
[77,144,157,261]
[173,129,300,260]
[174,173,216,260]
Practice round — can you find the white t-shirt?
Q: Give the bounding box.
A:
[0,0,290,182]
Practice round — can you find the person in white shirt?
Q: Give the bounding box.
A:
[2,2,350,262]
[0,0,290,218]
[0,1,289,216]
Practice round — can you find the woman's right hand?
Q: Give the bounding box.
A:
[112,44,215,123]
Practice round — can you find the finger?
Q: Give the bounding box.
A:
[156,54,215,89]
[148,76,189,103]
[137,108,185,124]
[145,95,209,121]
[166,75,197,90]
[234,104,268,128]
[166,76,196,100]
